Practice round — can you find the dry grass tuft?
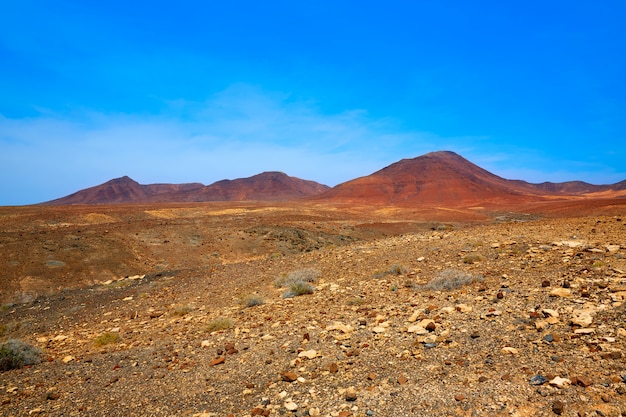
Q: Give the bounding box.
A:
[171,305,193,316]
[94,332,120,347]
[206,317,235,332]
[422,268,484,291]
[275,268,319,298]
[241,294,265,308]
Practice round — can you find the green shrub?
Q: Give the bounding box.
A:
[422,268,484,291]
[0,339,42,371]
[94,332,120,347]
[206,317,235,332]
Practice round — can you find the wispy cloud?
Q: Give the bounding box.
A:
[5,83,620,206]
[1,84,442,204]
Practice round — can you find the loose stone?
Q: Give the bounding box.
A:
[530,375,547,385]
[345,386,358,402]
[552,400,564,415]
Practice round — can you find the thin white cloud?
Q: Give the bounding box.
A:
[3,83,623,206]
[0,85,443,204]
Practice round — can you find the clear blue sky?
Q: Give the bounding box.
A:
[1,1,624,205]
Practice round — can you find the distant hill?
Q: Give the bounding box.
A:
[42,151,625,205]
[190,171,330,202]
[43,172,330,205]
[529,179,626,195]
[311,151,625,206]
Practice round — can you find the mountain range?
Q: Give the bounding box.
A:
[43,151,626,206]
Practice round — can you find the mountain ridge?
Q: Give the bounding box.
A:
[41,151,625,205]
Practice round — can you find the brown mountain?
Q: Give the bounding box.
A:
[44,172,329,205]
[44,176,205,205]
[530,179,626,195]
[43,151,625,206]
[190,171,330,202]
[314,151,558,206]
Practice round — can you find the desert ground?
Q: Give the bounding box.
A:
[1,200,625,416]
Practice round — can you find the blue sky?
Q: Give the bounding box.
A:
[1,1,624,205]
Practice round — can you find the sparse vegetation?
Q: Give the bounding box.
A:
[283,281,315,298]
[0,339,42,371]
[275,268,320,287]
[206,317,235,332]
[373,264,409,279]
[94,332,120,347]
[422,268,484,291]
[345,296,365,306]
[462,254,482,264]
[172,305,193,316]
[0,320,21,336]
[275,268,319,298]
[241,294,265,308]
[403,278,416,289]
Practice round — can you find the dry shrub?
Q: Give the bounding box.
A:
[284,281,315,298]
[422,268,484,291]
[206,317,235,332]
[241,294,265,308]
[0,339,42,371]
[172,305,193,316]
[373,264,409,279]
[462,254,482,264]
[275,268,319,298]
[94,332,120,347]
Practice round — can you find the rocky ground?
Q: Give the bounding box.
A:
[1,205,625,416]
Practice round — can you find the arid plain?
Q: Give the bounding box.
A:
[1,152,626,416]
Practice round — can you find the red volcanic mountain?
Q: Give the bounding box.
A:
[44,172,330,205]
[43,151,625,206]
[313,151,623,207]
[44,177,205,205]
[190,171,330,202]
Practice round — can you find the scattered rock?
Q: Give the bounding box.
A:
[530,375,548,385]
[549,376,571,388]
[552,400,564,415]
[571,376,593,387]
[550,288,572,297]
[298,349,317,359]
[284,401,298,411]
[345,386,358,401]
[571,310,594,327]
[209,357,225,366]
[282,371,298,382]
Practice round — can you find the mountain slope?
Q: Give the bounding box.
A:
[41,151,625,206]
[44,176,206,205]
[43,173,329,205]
[191,171,330,202]
[314,151,551,206]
